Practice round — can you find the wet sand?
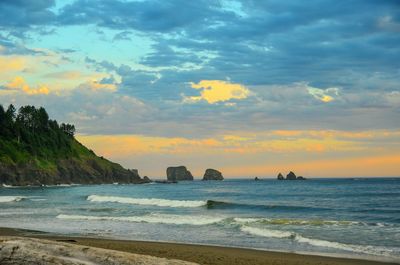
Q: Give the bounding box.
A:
[0,227,398,265]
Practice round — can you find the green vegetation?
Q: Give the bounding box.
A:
[0,104,76,167]
[0,104,144,185]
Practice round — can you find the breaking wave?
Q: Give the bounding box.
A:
[240,225,399,257]
[234,217,361,226]
[87,195,207,208]
[0,196,25,203]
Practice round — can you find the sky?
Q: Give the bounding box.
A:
[0,0,399,178]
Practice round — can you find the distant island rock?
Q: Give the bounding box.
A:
[277,171,306,180]
[166,166,193,181]
[254,177,260,181]
[286,171,297,180]
[202,168,224,180]
[0,104,150,186]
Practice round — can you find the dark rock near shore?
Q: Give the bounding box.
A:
[166,166,193,181]
[277,173,284,180]
[155,180,177,184]
[297,176,306,180]
[143,176,151,182]
[255,177,260,181]
[203,169,223,180]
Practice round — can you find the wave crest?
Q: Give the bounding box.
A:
[0,196,25,203]
[87,195,207,208]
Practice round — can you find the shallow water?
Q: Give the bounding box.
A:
[1,178,399,262]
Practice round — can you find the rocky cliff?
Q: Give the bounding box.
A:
[0,104,149,186]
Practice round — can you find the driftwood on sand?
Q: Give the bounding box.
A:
[0,237,199,265]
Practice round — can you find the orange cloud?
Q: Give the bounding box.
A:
[79,79,117,91]
[0,57,25,72]
[4,76,50,95]
[186,80,250,104]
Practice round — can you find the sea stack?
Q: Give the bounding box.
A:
[166,166,193,181]
[202,169,224,180]
[277,171,306,180]
[286,171,297,180]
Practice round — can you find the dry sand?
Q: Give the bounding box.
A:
[0,227,398,265]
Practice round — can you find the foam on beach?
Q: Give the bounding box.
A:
[87,195,207,208]
[240,224,399,257]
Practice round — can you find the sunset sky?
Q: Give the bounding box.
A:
[1,0,399,178]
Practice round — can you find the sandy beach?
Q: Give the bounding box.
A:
[0,227,398,265]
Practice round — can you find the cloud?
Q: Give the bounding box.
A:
[78,79,117,92]
[76,129,400,177]
[3,76,49,95]
[0,57,25,72]
[44,71,81,80]
[185,80,250,104]
[306,84,340,103]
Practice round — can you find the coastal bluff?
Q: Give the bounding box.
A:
[0,104,149,186]
[166,166,194,181]
[202,168,224,180]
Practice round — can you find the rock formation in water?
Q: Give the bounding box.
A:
[202,168,224,180]
[286,171,297,180]
[277,171,306,180]
[166,166,194,181]
[254,177,260,181]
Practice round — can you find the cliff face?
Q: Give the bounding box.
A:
[0,140,147,186]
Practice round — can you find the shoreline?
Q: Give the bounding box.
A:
[0,227,398,265]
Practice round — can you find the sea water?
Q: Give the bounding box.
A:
[0,178,399,262]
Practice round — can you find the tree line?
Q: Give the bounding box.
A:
[0,104,76,160]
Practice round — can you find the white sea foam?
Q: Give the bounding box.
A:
[234,217,361,226]
[295,235,399,257]
[87,195,207,208]
[240,225,398,257]
[57,213,224,226]
[0,196,25,203]
[240,226,294,238]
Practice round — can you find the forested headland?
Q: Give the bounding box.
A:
[0,104,147,186]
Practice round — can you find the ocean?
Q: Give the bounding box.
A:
[1,178,399,262]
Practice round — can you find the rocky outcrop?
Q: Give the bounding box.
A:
[166,166,193,181]
[202,169,223,180]
[286,171,297,180]
[254,177,260,181]
[0,158,150,186]
[277,171,306,180]
[143,176,151,182]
